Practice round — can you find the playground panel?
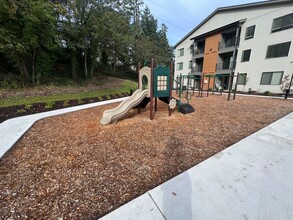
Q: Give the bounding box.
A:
[153,66,170,98]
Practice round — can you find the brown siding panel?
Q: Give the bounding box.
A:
[202,33,221,89]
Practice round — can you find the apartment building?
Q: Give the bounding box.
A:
[174,0,293,93]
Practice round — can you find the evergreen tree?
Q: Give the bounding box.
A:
[0,0,174,85]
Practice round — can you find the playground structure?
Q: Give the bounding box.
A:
[100,59,195,125]
[100,59,241,125]
[174,72,240,101]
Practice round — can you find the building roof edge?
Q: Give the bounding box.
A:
[173,0,292,48]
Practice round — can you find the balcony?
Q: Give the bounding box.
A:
[218,37,239,54]
[216,61,235,74]
[193,48,204,59]
[191,65,203,75]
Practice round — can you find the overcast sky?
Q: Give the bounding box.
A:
[144,0,262,46]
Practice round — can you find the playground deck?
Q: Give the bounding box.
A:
[0,95,292,219]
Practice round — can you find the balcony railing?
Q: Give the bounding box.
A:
[194,48,204,55]
[218,37,239,50]
[216,61,236,71]
[191,65,203,73]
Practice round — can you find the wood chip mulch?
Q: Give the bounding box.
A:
[0,94,292,219]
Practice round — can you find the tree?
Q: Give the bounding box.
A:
[156,24,173,65]
[0,0,173,85]
[0,0,58,84]
[280,74,293,91]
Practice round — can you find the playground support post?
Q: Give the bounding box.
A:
[169,61,173,116]
[228,23,241,101]
[220,76,224,96]
[176,76,179,94]
[212,75,215,95]
[138,62,141,88]
[227,72,235,101]
[186,73,190,100]
[200,73,205,97]
[193,76,196,96]
[207,75,211,97]
[138,62,141,114]
[198,75,202,97]
[179,73,183,99]
[150,58,154,120]
[233,72,239,100]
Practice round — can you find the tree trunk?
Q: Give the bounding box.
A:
[112,62,116,76]
[84,50,88,78]
[90,60,96,78]
[71,52,77,80]
[32,49,36,84]
[17,57,29,81]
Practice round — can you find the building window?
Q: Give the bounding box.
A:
[196,41,205,54]
[188,61,192,69]
[272,13,293,32]
[177,62,183,70]
[222,56,232,70]
[245,25,255,39]
[238,73,247,85]
[260,71,283,85]
[241,49,251,62]
[177,48,184,57]
[190,45,194,54]
[266,42,291,58]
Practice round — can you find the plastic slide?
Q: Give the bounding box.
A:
[100,89,150,125]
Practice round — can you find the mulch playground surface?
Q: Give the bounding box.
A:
[0,94,292,219]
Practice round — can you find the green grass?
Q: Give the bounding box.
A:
[0,80,137,107]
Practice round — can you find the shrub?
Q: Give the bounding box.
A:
[45,101,55,109]
[63,100,70,107]
[0,73,22,89]
[248,88,256,94]
[77,98,84,104]
[24,104,33,109]
[264,91,272,96]
[16,109,26,114]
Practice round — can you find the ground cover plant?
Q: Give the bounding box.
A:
[0,95,292,219]
[0,77,136,122]
[0,77,136,107]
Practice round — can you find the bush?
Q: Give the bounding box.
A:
[248,88,256,94]
[63,100,70,107]
[45,101,55,109]
[0,73,23,89]
[24,104,33,109]
[264,91,272,96]
[16,109,26,114]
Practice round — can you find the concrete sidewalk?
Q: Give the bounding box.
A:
[0,97,127,158]
[100,112,293,220]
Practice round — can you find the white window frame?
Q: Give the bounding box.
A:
[177,48,184,57]
[272,13,293,33]
[241,49,251,62]
[266,42,291,59]
[237,73,247,85]
[245,25,255,40]
[177,62,183,70]
[260,71,283,85]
